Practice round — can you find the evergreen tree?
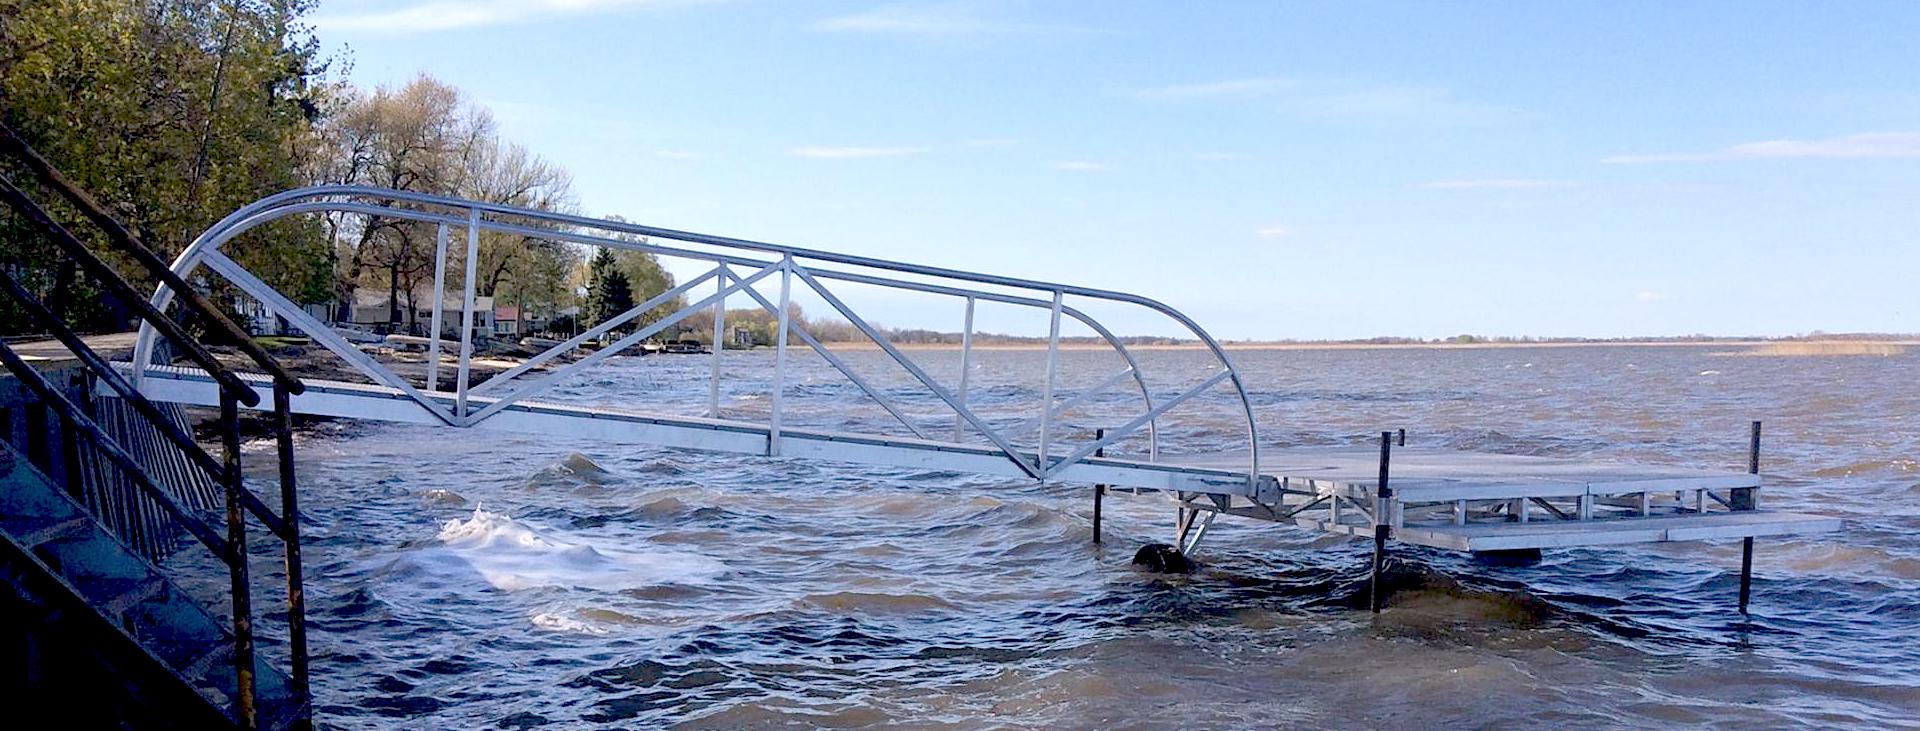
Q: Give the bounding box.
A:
[584,248,635,334]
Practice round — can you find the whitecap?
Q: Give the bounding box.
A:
[425,508,725,592]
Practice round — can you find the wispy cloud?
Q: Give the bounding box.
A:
[1052,161,1114,172]
[1133,77,1308,100]
[1131,76,1536,125]
[314,0,698,33]
[814,3,1087,36]
[1633,291,1669,303]
[1605,132,1920,164]
[1193,152,1242,161]
[791,146,926,159]
[1421,178,1579,190]
[1254,225,1291,239]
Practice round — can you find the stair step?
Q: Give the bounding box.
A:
[32,528,154,606]
[101,575,168,620]
[124,583,229,670]
[0,451,89,536]
[186,641,301,729]
[20,515,93,548]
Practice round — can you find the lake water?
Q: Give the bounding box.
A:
[207,344,1919,728]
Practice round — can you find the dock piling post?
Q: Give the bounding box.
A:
[1370,431,1393,613]
[1739,420,1761,614]
[1397,428,1406,447]
[1092,429,1105,544]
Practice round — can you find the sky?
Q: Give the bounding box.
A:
[310,0,1918,341]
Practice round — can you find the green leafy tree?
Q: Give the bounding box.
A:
[0,0,336,333]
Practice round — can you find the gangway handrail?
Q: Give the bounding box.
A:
[133,185,1261,486]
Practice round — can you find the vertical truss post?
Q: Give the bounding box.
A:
[1038,289,1063,475]
[1370,431,1393,614]
[1739,420,1761,614]
[427,223,449,391]
[954,295,975,442]
[1092,428,1105,544]
[709,268,727,417]
[455,207,480,422]
[769,257,792,456]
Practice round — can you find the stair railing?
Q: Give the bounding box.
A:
[0,123,308,729]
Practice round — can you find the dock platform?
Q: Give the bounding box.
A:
[1161,446,1839,552]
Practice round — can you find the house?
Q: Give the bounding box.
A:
[348,288,494,337]
[493,304,520,336]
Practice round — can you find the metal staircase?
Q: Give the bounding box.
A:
[0,123,309,729]
[0,441,302,727]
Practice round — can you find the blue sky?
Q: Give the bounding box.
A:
[312,0,1917,340]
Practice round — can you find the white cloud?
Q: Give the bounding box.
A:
[814,3,1085,35]
[314,0,699,33]
[1254,225,1291,239]
[791,146,926,159]
[1133,77,1308,100]
[1052,161,1114,172]
[1131,76,1536,125]
[1192,152,1242,161]
[1605,132,1920,164]
[1633,291,1669,303]
[1422,178,1579,190]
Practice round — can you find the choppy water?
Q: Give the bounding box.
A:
[203,345,1919,728]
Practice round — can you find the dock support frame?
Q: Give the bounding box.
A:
[1092,428,1105,544]
[1370,431,1393,613]
[1739,420,1760,614]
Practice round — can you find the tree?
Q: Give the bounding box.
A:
[597,217,677,330]
[0,0,336,333]
[312,75,578,332]
[583,248,634,334]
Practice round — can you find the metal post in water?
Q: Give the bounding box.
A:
[954,296,975,442]
[220,391,257,728]
[1093,428,1105,544]
[1370,431,1393,614]
[274,384,309,700]
[427,223,449,391]
[769,258,792,456]
[1740,420,1761,614]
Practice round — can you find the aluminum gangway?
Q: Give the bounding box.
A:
[123,186,1837,612]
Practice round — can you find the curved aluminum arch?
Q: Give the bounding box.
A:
[137,186,1260,484]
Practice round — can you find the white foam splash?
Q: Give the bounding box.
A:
[430,508,725,592]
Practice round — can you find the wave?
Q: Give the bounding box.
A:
[424,508,725,592]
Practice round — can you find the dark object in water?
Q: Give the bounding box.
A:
[1132,543,1197,574]
[1473,548,1544,566]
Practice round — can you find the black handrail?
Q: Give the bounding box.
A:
[0,174,261,407]
[0,123,305,397]
[0,270,291,538]
[0,133,309,728]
